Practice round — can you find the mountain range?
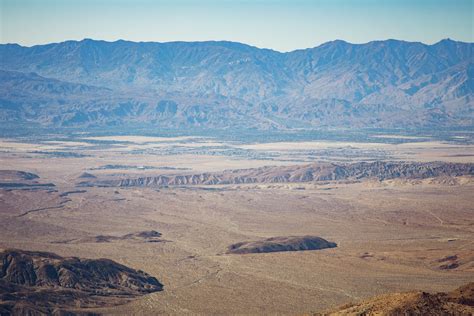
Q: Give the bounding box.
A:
[0,38,472,130]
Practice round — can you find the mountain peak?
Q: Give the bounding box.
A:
[433,38,467,47]
[439,38,455,43]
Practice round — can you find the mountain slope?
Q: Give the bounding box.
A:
[0,39,472,129]
[319,282,474,316]
[0,248,163,315]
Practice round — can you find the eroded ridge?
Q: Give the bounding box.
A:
[0,249,163,315]
[79,161,474,188]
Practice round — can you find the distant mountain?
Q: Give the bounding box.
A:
[78,161,474,188]
[0,39,472,129]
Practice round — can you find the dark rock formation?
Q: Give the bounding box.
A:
[0,171,39,181]
[0,170,55,190]
[227,236,337,254]
[436,255,462,270]
[0,249,163,315]
[54,230,163,244]
[77,172,96,179]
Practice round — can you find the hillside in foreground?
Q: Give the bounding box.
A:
[318,282,474,315]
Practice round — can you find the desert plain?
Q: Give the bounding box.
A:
[0,132,473,315]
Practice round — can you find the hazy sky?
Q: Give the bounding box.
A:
[1,0,472,51]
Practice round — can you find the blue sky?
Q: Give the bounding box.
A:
[1,0,472,51]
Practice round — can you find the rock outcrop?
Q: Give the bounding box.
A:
[0,249,163,315]
[319,282,474,316]
[227,236,337,254]
[55,230,163,244]
[0,170,55,189]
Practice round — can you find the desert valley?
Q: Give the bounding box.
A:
[0,131,473,315]
[1,3,473,312]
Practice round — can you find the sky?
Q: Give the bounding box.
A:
[0,0,472,52]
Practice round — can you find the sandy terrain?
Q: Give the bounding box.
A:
[0,135,473,315]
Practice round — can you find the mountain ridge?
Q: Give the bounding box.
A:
[77,161,474,188]
[1,38,473,130]
[3,37,470,52]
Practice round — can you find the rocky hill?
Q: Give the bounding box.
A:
[0,249,163,315]
[1,39,472,129]
[227,236,337,254]
[319,282,474,315]
[78,161,474,187]
[0,170,55,189]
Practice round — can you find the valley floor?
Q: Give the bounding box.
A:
[0,134,473,314]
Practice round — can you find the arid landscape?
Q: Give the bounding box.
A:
[1,1,473,313]
[0,133,473,315]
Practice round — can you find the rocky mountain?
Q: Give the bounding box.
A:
[0,248,163,315]
[0,39,473,129]
[78,161,474,188]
